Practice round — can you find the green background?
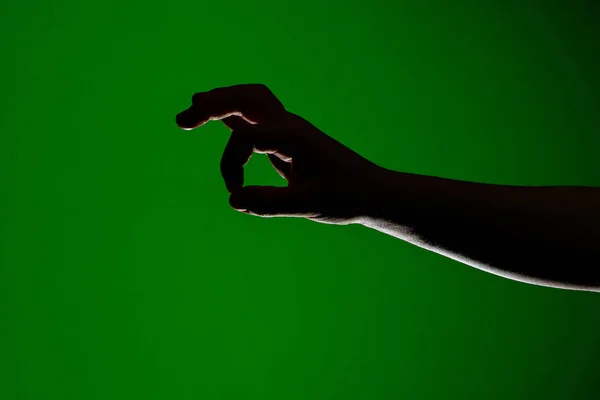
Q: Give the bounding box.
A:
[1,0,599,398]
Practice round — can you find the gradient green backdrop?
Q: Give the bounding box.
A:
[2,0,599,399]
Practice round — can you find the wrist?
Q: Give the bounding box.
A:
[359,167,481,228]
[356,167,420,227]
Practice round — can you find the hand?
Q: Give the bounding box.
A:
[176,83,385,225]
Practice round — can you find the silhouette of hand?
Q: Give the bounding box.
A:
[176,83,385,225]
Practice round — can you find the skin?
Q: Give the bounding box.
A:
[175,83,600,293]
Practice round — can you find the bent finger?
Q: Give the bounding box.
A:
[220,124,296,193]
[176,83,286,130]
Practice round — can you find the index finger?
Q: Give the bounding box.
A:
[175,83,287,130]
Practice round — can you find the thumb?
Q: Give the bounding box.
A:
[229,186,311,217]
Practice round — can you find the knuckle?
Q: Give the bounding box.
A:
[191,92,204,104]
[253,83,270,93]
[253,84,285,108]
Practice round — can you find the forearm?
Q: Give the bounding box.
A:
[361,168,600,292]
